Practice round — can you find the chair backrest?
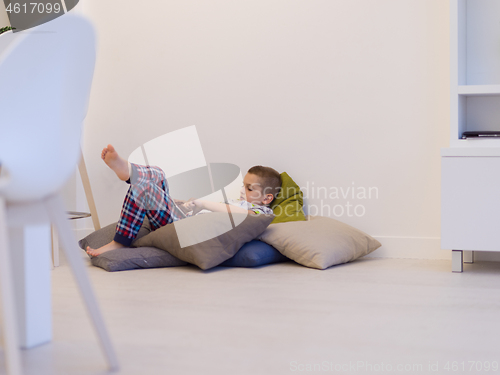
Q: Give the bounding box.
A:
[0,14,96,202]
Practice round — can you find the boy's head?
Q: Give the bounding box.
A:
[240,166,281,206]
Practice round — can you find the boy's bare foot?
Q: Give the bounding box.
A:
[101,144,130,181]
[86,241,125,257]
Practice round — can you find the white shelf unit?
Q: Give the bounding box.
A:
[450,0,500,148]
[457,85,500,96]
[442,0,500,272]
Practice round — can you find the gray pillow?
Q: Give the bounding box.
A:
[78,219,188,272]
[133,212,275,270]
[90,246,188,272]
[258,215,381,270]
[78,219,152,250]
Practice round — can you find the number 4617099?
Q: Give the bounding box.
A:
[444,361,499,372]
[6,3,62,14]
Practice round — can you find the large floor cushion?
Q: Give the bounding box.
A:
[90,246,188,272]
[220,240,289,267]
[133,212,275,270]
[79,213,277,271]
[258,215,381,270]
[78,219,187,272]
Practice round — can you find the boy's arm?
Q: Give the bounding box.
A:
[192,200,255,215]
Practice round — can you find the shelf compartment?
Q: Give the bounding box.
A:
[458,85,500,96]
[456,0,500,85]
[441,147,500,157]
[458,95,500,136]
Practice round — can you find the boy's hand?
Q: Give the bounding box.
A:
[190,199,205,215]
[183,200,195,211]
[174,198,197,215]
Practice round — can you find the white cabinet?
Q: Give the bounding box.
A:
[441,156,500,251]
[441,0,500,271]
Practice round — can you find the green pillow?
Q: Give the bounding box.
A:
[270,172,306,224]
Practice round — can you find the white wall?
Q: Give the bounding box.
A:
[78,0,451,259]
[0,2,10,27]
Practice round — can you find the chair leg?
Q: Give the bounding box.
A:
[51,225,60,268]
[79,150,101,230]
[0,197,23,375]
[44,194,119,372]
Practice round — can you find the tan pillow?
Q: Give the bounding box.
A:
[133,212,275,270]
[258,215,381,270]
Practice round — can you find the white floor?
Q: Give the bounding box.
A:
[2,254,500,375]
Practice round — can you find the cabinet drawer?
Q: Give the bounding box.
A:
[441,156,500,251]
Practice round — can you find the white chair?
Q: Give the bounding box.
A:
[0,14,119,374]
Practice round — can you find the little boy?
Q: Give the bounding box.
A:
[86,145,281,256]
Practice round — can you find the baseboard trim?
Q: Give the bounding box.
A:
[368,236,451,260]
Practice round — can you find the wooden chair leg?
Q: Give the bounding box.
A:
[79,151,101,231]
[44,194,119,372]
[0,197,23,375]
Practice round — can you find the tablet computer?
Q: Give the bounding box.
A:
[461,131,500,139]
